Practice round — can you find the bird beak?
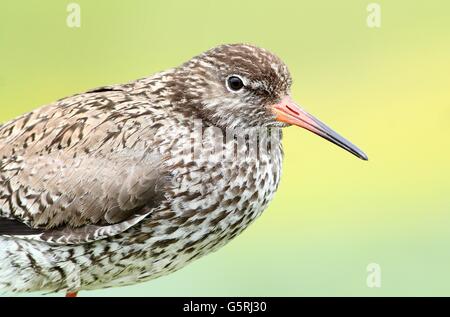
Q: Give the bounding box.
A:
[272,96,368,160]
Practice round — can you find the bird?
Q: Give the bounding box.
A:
[0,44,367,296]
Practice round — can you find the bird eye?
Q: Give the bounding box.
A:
[227,76,244,91]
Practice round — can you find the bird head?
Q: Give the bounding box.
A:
[173,44,368,160]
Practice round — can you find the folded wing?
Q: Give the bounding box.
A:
[0,88,171,244]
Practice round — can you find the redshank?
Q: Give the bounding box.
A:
[0,44,367,296]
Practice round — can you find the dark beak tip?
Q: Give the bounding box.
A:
[358,151,369,161]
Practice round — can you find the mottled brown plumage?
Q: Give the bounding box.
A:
[0,44,367,294]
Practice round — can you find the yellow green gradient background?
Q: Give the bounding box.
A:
[1,0,449,296]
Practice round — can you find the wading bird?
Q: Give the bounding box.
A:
[0,44,367,296]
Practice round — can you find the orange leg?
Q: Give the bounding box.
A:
[66,292,78,297]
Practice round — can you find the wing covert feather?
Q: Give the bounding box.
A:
[0,89,171,243]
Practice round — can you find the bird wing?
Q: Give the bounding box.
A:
[0,88,171,244]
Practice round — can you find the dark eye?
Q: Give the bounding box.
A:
[227,76,244,91]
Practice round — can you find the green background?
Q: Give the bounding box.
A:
[1,0,449,296]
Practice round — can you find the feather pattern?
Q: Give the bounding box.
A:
[0,89,170,236]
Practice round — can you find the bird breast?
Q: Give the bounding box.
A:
[141,125,284,255]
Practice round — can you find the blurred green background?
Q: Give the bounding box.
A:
[1,0,449,296]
